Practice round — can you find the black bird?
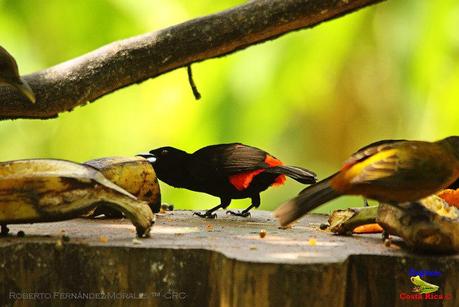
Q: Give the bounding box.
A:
[0,45,36,103]
[139,143,317,218]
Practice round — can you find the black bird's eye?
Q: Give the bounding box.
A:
[161,149,168,155]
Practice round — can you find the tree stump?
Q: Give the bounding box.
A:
[0,211,457,306]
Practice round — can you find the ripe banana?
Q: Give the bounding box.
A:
[84,156,161,217]
[0,159,154,237]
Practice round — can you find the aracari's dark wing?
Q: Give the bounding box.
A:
[345,140,449,189]
[341,139,408,171]
[191,143,269,175]
[354,139,407,154]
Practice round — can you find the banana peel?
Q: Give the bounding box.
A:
[377,195,459,253]
[0,159,154,237]
[327,196,459,253]
[328,206,380,235]
[84,156,161,217]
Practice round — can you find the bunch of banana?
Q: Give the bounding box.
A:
[84,156,161,217]
[0,159,154,237]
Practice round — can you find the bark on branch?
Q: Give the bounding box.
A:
[0,0,385,120]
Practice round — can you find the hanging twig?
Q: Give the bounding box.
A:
[187,65,201,100]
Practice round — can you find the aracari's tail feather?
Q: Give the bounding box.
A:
[274,176,340,226]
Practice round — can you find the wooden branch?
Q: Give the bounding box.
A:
[0,0,385,119]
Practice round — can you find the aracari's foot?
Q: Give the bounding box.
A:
[193,211,217,219]
[226,210,251,217]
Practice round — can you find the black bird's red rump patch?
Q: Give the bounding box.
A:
[229,155,286,191]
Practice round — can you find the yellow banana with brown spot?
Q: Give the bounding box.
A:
[0,159,154,237]
[84,156,161,217]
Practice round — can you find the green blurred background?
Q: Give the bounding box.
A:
[1,0,459,213]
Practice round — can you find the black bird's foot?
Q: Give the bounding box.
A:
[226,210,251,217]
[1,224,9,236]
[382,230,390,241]
[193,211,217,219]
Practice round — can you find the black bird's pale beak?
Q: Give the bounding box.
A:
[13,77,36,103]
[137,153,157,164]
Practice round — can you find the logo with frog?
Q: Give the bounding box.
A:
[410,275,438,294]
[399,272,452,301]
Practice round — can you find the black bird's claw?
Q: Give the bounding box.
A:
[1,224,9,236]
[193,211,217,219]
[226,210,251,217]
[382,230,390,241]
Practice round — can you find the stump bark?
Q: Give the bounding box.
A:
[0,211,457,306]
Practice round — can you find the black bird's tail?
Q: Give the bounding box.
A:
[265,165,317,184]
[274,175,340,226]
